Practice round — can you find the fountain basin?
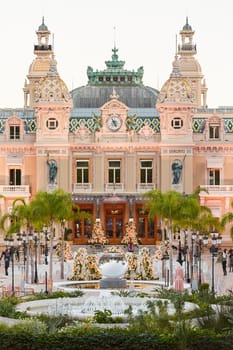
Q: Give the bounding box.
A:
[16,282,198,321]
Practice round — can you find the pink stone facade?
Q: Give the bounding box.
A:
[0,18,233,246]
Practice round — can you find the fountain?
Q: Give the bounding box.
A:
[16,246,198,321]
[16,290,197,321]
[99,251,128,288]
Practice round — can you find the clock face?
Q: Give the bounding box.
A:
[106,114,122,131]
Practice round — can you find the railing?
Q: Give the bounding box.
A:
[73,183,92,193]
[200,185,233,193]
[137,183,155,192]
[105,183,124,192]
[0,185,30,194]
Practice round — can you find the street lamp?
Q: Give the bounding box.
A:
[190,232,209,288]
[41,226,50,265]
[4,235,21,296]
[176,234,184,266]
[183,230,190,283]
[33,231,39,283]
[41,225,51,294]
[208,232,222,294]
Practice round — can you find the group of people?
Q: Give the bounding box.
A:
[221,248,233,276]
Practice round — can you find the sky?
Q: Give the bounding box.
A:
[0,0,233,108]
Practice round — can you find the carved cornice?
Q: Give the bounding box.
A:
[194,144,233,153]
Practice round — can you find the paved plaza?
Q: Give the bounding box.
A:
[0,247,232,297]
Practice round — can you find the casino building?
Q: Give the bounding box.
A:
[1,17,233,246]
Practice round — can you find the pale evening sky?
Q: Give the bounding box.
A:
[0,0,232,109]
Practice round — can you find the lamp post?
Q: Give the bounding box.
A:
[208,232,222,294]
[33,231,39,283]
[190,232,208,288]
[191,231,196,282]
[176,234,184,266]
[41,225,50,265]
[43,226,55,292]
[183,230,190,283]
[4,235,21,296]
[60,220,66,280]
[21,232,28,276]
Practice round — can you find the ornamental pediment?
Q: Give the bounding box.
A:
[100,99,128,112]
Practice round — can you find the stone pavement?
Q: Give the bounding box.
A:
[0,252,232,297]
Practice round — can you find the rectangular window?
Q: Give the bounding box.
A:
[140,160,153,183]
[208,169,220,185]
[76,160,89,183]
[209,125,220,139]
[108,160,121,184]
[10,126,20,140]
[9,169,21,185]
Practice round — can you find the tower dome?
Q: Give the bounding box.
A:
[38,16,48,31]
[182,17,192,31]
[34,56,72,104]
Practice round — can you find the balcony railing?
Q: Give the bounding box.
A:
[105,183,124,192]
[137,183,155,192]
[73,183,92,193]
[0,185,30,196]
[200,185,233,193]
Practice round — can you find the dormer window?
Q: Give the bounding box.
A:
[10,125,20,140]
[209,125,220,139]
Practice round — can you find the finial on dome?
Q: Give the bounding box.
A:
[182,17,192,31]
[38,16,48,31]
[170,34,181,77]
[170,55,181,78]
[110,87,119,100]
[48,53,58,77]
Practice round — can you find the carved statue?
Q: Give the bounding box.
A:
[47,159,57,184]
[172,160,182,185]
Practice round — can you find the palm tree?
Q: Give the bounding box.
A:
[10,198,36,283]
[221,201,233,241]
[29,189,89,289]
[144,190,191,285]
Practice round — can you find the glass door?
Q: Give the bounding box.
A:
[105,205,125,244]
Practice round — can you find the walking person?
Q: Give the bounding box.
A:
[0,248,11,276]
[222,248,227,276]
[229,250,233,272]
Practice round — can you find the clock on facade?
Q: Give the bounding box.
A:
[106,114,122,131]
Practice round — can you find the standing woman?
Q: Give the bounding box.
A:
[222,249,227,276]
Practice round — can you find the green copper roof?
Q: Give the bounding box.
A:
[182,17,192,31]
[38,16,48,31]
[87,47,144,86]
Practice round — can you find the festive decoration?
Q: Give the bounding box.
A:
[55,240,73,261]
[70,247,101,281]
[69,246,156,281]
[106,246,125,254]
[121,218,141,247]
[125,247,155,280]
[88,218,109,246]
[154,246,163,260]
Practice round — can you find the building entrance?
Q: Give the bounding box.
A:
[104,204,125,244]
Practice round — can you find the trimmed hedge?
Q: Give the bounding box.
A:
[0,327,233,350]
